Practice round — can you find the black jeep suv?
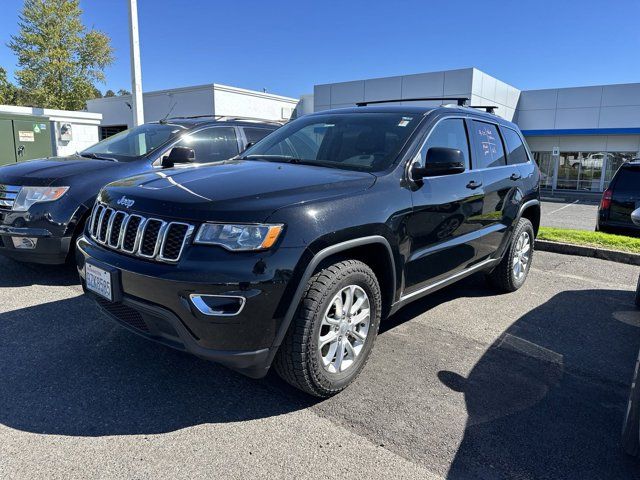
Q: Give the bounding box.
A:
[76,100,541,397]
[0,117,279,264]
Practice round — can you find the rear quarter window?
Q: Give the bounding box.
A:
[502,127,530,165]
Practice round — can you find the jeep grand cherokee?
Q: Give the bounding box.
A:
[76,100,541,397]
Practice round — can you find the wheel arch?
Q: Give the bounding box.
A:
[267,235,396,363]
[518,199,541,236]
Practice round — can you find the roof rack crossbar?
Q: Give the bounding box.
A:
[356,97,469,107]
[469,105,498,114]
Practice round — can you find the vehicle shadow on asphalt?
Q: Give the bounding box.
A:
[0,294,315,437]
[436,286,640,479]
[0,258,79,288]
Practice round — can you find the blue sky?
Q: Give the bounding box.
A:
[0,0,638,98]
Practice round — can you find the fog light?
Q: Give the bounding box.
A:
[190,294,246,316]
[12,237,38,249]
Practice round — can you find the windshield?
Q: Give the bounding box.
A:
[81,123,185,161]
[241,112,423,172]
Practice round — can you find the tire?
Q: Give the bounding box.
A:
[622,350,640,456]
[486,217,535,292]
[274,259,382,397]
[635,276,640,309]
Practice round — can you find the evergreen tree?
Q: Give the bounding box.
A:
[8,0,114,110]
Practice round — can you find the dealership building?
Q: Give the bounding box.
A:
[313,68,640,196]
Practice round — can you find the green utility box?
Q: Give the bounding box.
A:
[0,114,53,165]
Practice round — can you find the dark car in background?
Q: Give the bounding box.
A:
[597,160,640,236]
[0,117,281,264]
[76,100,541,397]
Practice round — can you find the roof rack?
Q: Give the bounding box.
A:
[470,105,498,114]
[163,114,285,125]
[356,97,469,107]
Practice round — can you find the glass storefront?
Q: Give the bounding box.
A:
[533,151,637,193]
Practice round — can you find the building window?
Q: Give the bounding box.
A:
[533,150,637,192]
[100,125,128,140]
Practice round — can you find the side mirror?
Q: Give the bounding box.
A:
[632,207,640,227]
[162,146,195,168]
[411,147,466,180]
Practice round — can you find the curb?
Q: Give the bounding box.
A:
[535,239,640,266]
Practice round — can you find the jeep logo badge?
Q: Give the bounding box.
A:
[117,196,135,209]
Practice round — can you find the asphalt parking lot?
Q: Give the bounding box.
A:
[1,251,639,479]
[541,200,599,231]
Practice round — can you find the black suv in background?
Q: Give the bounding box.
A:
[76,100,541,397]
[597,160,640,236]
[0,117,280,264]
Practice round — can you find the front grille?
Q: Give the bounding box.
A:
[95,297,149,332]
[0,185,21,210]
[88,202,194,264]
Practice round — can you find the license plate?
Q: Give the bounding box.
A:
[86,263,113,301]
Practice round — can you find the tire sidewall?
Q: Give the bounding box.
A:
[308,269,381,392]
[509,219,535,289]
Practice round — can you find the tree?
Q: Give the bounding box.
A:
[104,89,115,97]
[117,89,131,96]
[8,0,114,110]
[0,67,20,105]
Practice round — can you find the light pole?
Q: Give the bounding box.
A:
[128,0,144,126]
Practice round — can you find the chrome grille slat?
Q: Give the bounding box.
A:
[0,185,21,210]
[88,203,192,264]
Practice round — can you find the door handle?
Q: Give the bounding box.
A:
[466,180,482,190]
[510,173,522,181]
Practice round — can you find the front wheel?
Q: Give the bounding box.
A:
[274,260,382,397]
[486,217,535,292]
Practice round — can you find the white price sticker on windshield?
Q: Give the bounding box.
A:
[398,117,412,127]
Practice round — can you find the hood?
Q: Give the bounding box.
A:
[99,160,376,223]
[0,156,132,186]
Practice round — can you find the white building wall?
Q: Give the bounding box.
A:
[212,84,298,121]
[515,83,640,131]
[313,68,520,121]
[87,84,298,128]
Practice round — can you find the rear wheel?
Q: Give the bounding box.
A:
[486,217,534,292]
[274,260,381,397]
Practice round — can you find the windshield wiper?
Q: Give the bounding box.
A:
[242,154,305,164]
[78,152,118,162]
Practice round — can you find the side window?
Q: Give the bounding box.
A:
[243,127,275,146]
[471,121,506,169]
[175,127,238,163]
[420,118,470,169]
[502,127,530,165]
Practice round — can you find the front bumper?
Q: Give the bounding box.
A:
[0,225,72,264]
[76,235,307,378]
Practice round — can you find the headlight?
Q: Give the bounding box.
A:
[194,223,284,251]
[12,186,70,212]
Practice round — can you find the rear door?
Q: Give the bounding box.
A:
[405,116,486,292]
[12,119,52,161]
[468,120,522,259]
[609,165,640,224]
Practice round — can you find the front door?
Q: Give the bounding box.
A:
[405,117,485,294]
